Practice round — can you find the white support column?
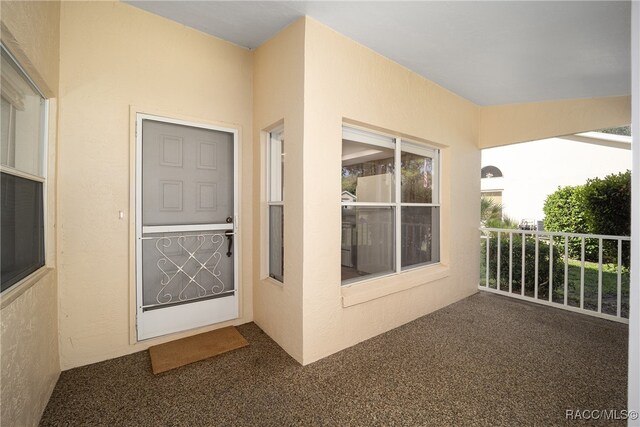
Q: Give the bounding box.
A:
[629,0,640,421]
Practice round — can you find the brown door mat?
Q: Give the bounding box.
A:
[149,326,249,374]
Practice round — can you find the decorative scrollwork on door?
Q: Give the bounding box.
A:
[152,233,226,304]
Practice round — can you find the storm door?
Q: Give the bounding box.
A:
[136,114,238,340]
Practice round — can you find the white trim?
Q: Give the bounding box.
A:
[0,166,46,183]
[400,202,441,207]
[0,43,47,99]
[342,125,396,149]
[136,115,143,339]
[0,48,49,296]
[394,137,402,274]
[267,126,284,203]
[136,113,238,135]
[141,290,236,310]
[41,100,49,269]
[481,227,630,241]
[437,147,444,264]
[401,140,437,158]
[433,148,440,204]
[137,294,238,340]
[341,202,395,207]
[400,260,440,273]
[628,0,640,418]
[135,113,240,341]
[562,132,631,150]
[341,127,442,285]
[266,125,285,283]
[140,232,235,241]
[142,224,233,234]
[341,270,396,287]
[261,276,284,288]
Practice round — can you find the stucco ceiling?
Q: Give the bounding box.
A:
[125,1,631,106]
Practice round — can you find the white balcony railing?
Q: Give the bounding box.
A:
[479,227,631,324]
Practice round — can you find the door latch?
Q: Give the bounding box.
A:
[225,230,233,257]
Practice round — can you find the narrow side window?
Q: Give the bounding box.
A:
[267,127,284,282]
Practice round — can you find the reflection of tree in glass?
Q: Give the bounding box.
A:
[402,206,435,267]
[401,153,432,203]
[341,158,394,195]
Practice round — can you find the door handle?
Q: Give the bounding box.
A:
[225,230,233,257]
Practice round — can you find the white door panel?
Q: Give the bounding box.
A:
[136,115,238,341]
[142,121,234,226]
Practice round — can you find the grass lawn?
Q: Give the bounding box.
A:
[480,257,630,318]
[564,259,629,317]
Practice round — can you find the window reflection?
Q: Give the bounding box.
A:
[401,152,433,203]
[342,140,394,203]
[341,206,395,282]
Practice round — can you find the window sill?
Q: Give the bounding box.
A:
[261,276,284,288]
[341,263,450,307]
[0,267,53,309]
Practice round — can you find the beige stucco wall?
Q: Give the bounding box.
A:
[252,20,306,362]
[1,272,60,426]
[479,96,631,149]
[57,1,253,369]
[300,18,481,364]
[0,1,61,426]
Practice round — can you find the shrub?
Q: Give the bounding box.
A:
[481,233,563,295]
[582,171,631,266]
[542,185,596,259]
[542,170,631,267]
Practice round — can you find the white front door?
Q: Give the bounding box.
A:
[136,114,238,340]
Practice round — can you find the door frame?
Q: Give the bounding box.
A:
[134,112,239,341]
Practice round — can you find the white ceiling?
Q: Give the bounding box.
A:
[125,1,631,106]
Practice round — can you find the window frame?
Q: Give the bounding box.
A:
[266,125,284,283]
[0,43,49,296]
[341,125,441,285]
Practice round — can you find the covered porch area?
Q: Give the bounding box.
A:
[40,292,628,426]
[1,2,638,425]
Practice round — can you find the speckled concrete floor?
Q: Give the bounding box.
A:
[40,292,628,426]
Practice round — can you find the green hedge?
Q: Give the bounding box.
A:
[481,233,563,295]
[542,185,594,260]
[543,170,630,267]
[582,171,631,267]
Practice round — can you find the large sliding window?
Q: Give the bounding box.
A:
[1,45,48,292]
[341,126,440,284]
[267,127,284,282]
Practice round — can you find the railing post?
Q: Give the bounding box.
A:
[521,231,526,296]
[564,236,569,306]
[509,232,513,293]
[497,231,501,291]
[580,237,585,310]
[618,239,622,318]
[534,234,539,299]
[549,234,554,302]
[598,238,603,313]
[485,231,490,288]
